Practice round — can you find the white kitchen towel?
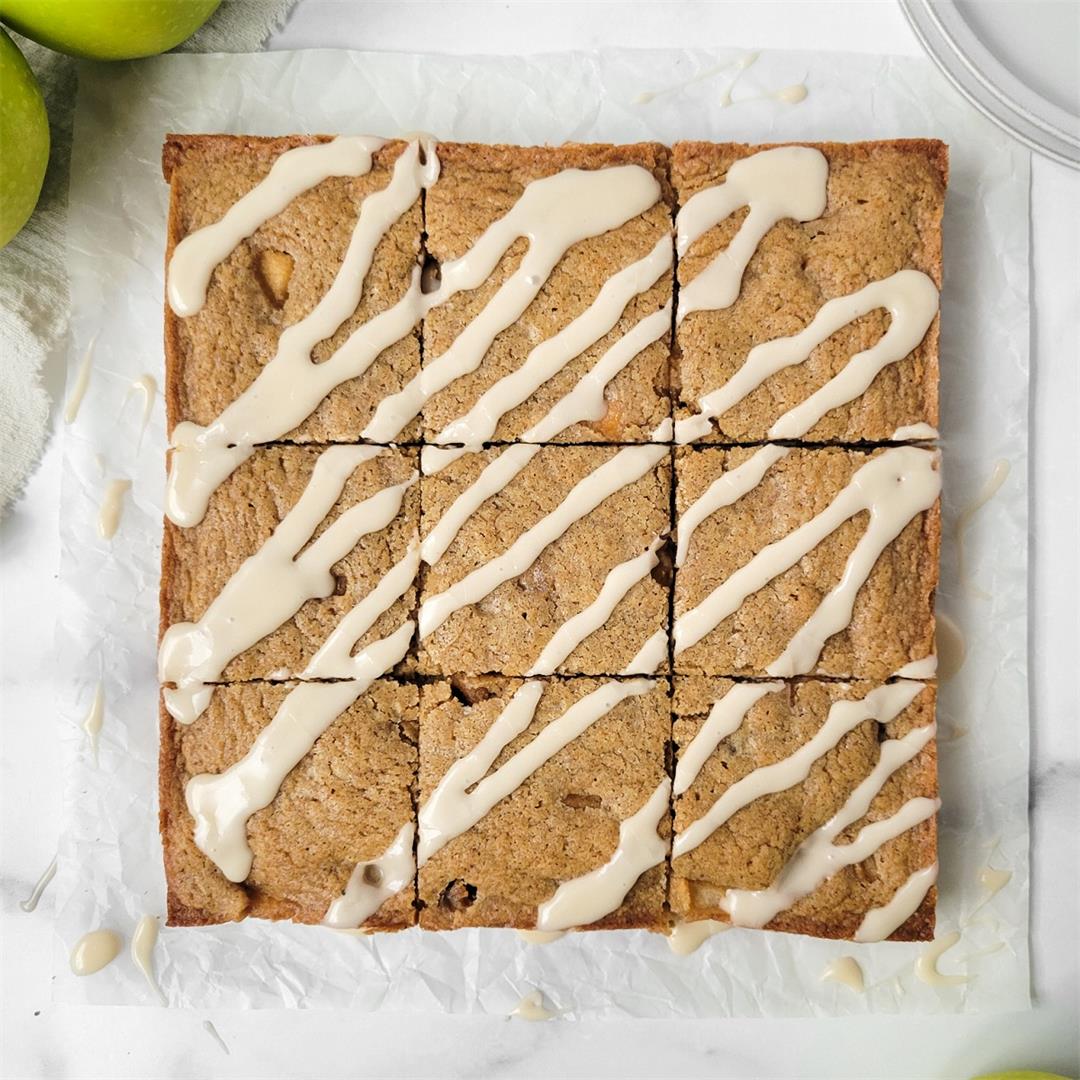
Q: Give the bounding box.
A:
[0,0,297,518]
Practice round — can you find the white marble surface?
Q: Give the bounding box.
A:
[0,1,1076,1076]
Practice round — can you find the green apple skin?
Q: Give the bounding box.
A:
[973,1072,1073,1080]
[0,27,48,249]
[0,0,220,61]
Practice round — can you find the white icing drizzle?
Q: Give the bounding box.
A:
[536,777,670,932]
[127,374,157,443]
[509,989,557,1021]
[186,622,413,882]
[674,446,940,668]
[419,444,667,639]
[673,680,925,859]
[363,165,662,444]
[915,931,969,987]
[855,862,938,942]
[424,235,672,458]
[417,679,654,867]
[667,919,729,955]
[517,929,567,945]
[821,956,865,992]
[526,537,663,676]
[894,656,938,679]
[622,628,669,676]
[323,822,415,929]
[70,929,122,976]
[633,52,757,106]
[672,682,782,797]
[676,270,939,443]
[772,83,808,105]
[19,854,58,913]
[131,914,167,1004]
[966,864,1013,922]
[64,338,95,424]
[718,51,760,106]
[202,1020,230,1055]
[720,722,938,929]
[160,446,415,723]
[892,423,939,440]
[166,138,438,527]
[676,146,828,324]
[97,478,131,540]
[167,136,387,317]
[81,681,105,762]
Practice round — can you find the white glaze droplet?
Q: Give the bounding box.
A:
[323,823,415,929]
[132,915,167,1004]
[536,777,670,932]
[936,613,967,682]
[855,863,938,942]
[97,479,131,540]
[202,1020,230,1055]
[19,854,58,913]
[821,956,865,992]
[64,339,95,424]
[509,989,557,1021]
[517,929,567,945]
[127,375,157,443]
[81,682,105,763]
[667,919,729,956]
[70,929,122,976]
[168,136,387,317]
[915,931,969,988]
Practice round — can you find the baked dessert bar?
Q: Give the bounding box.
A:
[673,445,940,679]
[418,443,671,677]
[671,677,937,940]
[158,134,945,944]
[417,675,670,930]
[160,679,418,928]
[673,140,945,444]
[163,135,424,443]
[421,142,673,447]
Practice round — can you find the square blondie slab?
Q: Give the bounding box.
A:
[421,142,674,445]
[160,679,418,928]
[418,444,671,676]
[673,140,946,443]
[671,677,937,940]
[673,445,939,678]
[163,135,423,443]
[417,675,671,930]
[160,444,418,682]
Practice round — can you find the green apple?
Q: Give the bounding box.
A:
[0,0,220,61]
[973,1072,1073,1080]
[0,27,48,249]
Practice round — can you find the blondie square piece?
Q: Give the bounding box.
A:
[417,675,670,930]
[418,444,671,676]
[670,677,937,940]
[160,445,418,683]
[163,136,423,443]
[160,679,418,927]
[673,445,939,678]
[673,140,946,443]
[421,142,674,445]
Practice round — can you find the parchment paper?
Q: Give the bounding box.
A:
[54,46,1030,1017]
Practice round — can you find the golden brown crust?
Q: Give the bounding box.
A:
[672,140,946,444]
